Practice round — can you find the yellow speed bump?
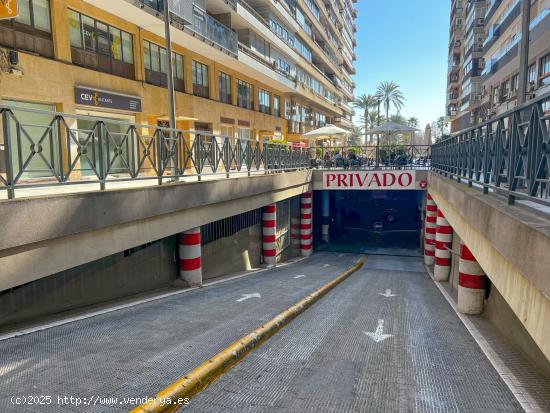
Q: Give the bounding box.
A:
[131,258,365,413]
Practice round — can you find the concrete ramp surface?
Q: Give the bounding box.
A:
[0,253,525,412]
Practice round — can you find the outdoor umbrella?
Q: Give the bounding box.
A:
[302,124,350,147]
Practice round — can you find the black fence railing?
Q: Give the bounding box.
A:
[310,145,431,170]
[432,91,550,206]
[0,106,310,199]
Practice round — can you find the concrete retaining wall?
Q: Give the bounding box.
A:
[0,171,312,292]
[202,224,262,281]
[0,237,177,328]
[429,172,550,362]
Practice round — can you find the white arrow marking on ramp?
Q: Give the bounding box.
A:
[236,293,261,302]
[365,319,394,343]
[294,275,306,279]
[379,289,397,298]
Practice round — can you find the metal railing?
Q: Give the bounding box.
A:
[431,91,550,207]
[310,145,431,170]
[0,106,310,199]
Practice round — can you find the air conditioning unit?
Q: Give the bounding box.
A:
[478,58,485,69]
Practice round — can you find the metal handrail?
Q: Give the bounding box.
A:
[432,91,550,207]
[310,145,432,170]
[0,106,310,199]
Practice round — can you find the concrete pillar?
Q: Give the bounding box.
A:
[458,244,486,314]
[262,204,277,267]
[300,192,313,256]
[321,191,330,243]
[178,228,202,287]
[434,209,453,281]
[424,194,437,265]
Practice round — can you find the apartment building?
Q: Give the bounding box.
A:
[446,0,550,132]
[0,0,357,145]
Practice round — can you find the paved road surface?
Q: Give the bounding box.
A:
[0,253,522,412]
[190,254,522,413]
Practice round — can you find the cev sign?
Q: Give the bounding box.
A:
[323,171,417,190]
[0,0,18,20]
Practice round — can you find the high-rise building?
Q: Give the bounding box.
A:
[446,0,550,132]
[0,0,357,144]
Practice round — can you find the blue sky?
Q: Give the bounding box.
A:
[352,0,451,129]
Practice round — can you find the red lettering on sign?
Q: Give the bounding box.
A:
[326,173,336,187]
[337,174,348,187]
[368,173,382,187]
[383,173,396,187]
[398,173,413,187]
[356,173,369,187]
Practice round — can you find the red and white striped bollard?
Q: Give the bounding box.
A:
[458,244,486,314]
[434,209,453,281]
[300,192,313,256]
[424,194,437,266]
[262,204,277,267]
[179,227,202,287]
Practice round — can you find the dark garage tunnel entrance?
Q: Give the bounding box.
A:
[313,190,425,256]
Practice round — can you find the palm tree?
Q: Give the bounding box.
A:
[376,81,405,121]
[353,94,378,142]
[408,117,419,128]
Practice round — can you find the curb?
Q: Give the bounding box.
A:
[131,258,366,413]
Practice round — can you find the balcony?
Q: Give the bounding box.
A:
[190,5,238,56]
[132,1,238,56]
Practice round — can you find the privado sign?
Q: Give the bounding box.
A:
[323,171,417,190]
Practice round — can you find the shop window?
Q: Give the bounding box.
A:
[258,89,271,114]
[192,61,209,98]
[142,40,184,92]
[0,0,53,57]
[219,72,232,104]
[237,80,253,110]
[68,9,135,80]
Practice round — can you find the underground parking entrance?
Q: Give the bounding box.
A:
[313,170,426,256]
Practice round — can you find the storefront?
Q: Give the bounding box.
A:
[1,99,59,180]
[74,86,142,177]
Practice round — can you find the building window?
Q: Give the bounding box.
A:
[295,37,312,62]
[274,95,280,117]
[258,89,271,114]
[540,54,550,86]
[192,61,209,98]
[219,72,232,104]
[68,10,135,79]
[143,40,184,92]
[0,0,53,57]
[528,63,537,86]
[510,73,519,91]
[237,80,253,110]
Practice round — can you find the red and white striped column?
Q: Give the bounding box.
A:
[434,209,453,281]
[179,227,202,287]
[300,192,313,256]
[458,244,486,314]
[262,204,277,267]
[424,194,437,266]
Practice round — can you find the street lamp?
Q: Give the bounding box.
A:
[163,0,177,180]
[517,0,531,105]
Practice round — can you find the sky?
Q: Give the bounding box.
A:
[352,0,451,130]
